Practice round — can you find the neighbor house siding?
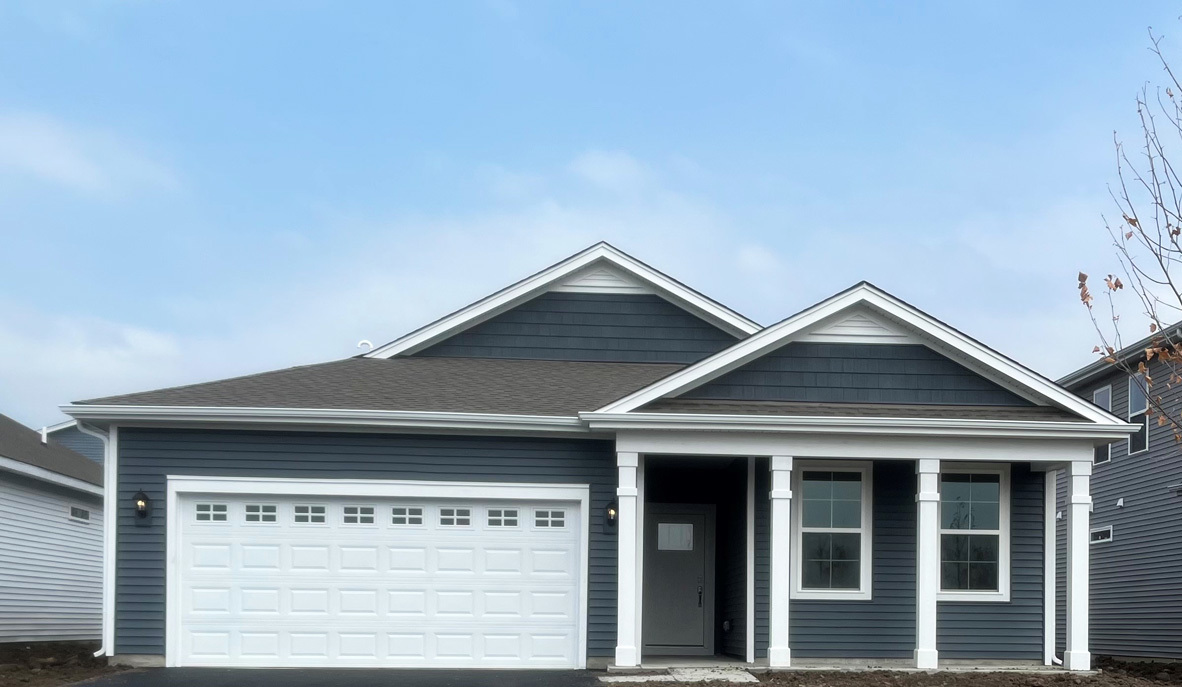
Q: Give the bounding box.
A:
[413,292,738,364]
[938,462,1044,660]
[1060,365,1182,659]
[789,460,916,658]
[114,429,617,658]
[680,343,1032,406]
[49,424,105,465]
[0,473,102,642]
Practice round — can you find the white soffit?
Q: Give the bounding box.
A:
[593,283,1127,426]
[365,242,760,358]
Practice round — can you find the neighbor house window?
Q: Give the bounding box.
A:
[938,465,1010,601]
[343,506,375,525]
[792,462,872,600]
[1129,373,1149,455]
[439,507,471,526]
[1093,385,1112,464]
[391,506,423,526]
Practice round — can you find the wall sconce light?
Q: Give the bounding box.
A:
[133,490,151,521]
[605,500,618,530]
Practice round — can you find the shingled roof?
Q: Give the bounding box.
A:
[0,414,102,486]
[78,357,685,417]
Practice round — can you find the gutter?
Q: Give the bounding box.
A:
[75,422,112,659]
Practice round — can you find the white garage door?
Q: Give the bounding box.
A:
[173,491,583,668]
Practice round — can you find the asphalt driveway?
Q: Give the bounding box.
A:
[74,668,601,687]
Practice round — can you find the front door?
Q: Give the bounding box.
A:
[642,504,715,656]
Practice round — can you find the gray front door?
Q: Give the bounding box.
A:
[642,504,716,656]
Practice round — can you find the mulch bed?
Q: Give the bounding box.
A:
[0,642,127,687]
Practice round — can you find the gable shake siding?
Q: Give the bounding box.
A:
[680,343,1032,406]
[789,461,917,659]
[413,292,739,364]
[114,428,618,658]
[1060,364,1182,660]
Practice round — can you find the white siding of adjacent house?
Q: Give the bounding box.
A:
[0,473,102,642]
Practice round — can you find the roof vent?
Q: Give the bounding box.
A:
[39,426,47,445]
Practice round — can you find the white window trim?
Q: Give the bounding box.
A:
[486,507,520,528]
[1094,385,1112,465]
[438,506,473,528]
[391,505,426,527]
[292,504,328,526]
[790,460,874,601]
[341,504,377,526]
[69,505,91,523]
[1091,525,1114,544]
[1128,374,1150,456]
[243,503,279,525]
[937,462,1011,603]
[533,507,568,530]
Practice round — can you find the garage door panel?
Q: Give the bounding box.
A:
[176,495,582,668]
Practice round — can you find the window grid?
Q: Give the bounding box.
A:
[535,509,566,528]
[195,503,228,522]
[294,505,326,524]
[798,470,864,592]
[487,508,519,527]
[392,506,424,526]
[69,506,90,521]
[343,506,375,525]
[939,471,1004,594]
[245,504,278,523]
[1093,385,1112,465]
[439,507,471,526]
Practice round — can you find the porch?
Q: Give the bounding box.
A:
[609,433,1095,672]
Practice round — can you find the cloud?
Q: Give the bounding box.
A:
[0,111,177,198]
[568,150,651,194]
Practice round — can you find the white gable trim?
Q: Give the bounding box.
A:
[364,242,760,358]
[802,307,922,345]
[551,263,652,294]
[593,283,1126,426]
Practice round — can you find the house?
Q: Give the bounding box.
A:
[1057,335,1182,661]
[61,242,1133,671]
[44,419,106,465]
[0,413,104,643]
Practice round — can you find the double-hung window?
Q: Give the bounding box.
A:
[1093,385,1112,464]
[938,464,1010,602]
[792,462,872,600]
[1128,373,1149,455]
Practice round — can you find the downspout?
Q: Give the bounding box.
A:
[76,422,112,659]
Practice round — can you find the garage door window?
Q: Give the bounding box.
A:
[535,509,566,528]
[439,507,471,526]
[195,503,227,522]
[294,505,326,524]
[391,506,424,525]
[487,508,519,527]
[244,504,277,523]
[343,506,375,524]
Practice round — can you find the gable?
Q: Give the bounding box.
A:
[676,342,1033,406]
[413,291,740,364]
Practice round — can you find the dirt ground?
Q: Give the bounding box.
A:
[753,658,1182,687]
[0,643,126,687]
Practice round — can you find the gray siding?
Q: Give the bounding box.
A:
[790,461,916,658]
[681,343,1032,406]
[413,292,738,364]
[719,460,748,659]
[1061,365,1182,659]
[938,462,1044,660]
[115,429,617,658]
[755,458,770,659]
[49,425,104,464]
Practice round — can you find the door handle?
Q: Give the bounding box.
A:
[697,585,703,608]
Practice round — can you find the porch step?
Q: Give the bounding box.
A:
[600,667,760,683]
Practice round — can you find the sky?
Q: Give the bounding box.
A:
[0,1,1178,428]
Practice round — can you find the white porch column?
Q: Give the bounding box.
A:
[768,455,793,668]
[1064,460,1092,671]
[615,451,641,667]
[915,458,940,669]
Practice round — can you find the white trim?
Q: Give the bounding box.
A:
[76,423,114,658]
[1064,459,1092,671]
[64,405,587,434]
[365,242,759,358]
[936,462,1011,603]
[745,457,756,665]
[1090,525,1113,544]
[790,461,873,601]
[594,283,1128,426]
[802,307,922,345]
[1044,470,1057,666]
[914,458,939,670]
[0,454,103,496]
[551,263,652,294]
[583,411,1137,441]
[767,456,792,668]
[164,476,591,669]
[43,419,78,435]
[614,452,641,667]
[1092,386,1112,465]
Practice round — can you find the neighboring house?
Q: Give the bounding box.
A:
[62,243,1132,671]
[0,413,104,643]
[1058,337,1182,660]
[44,420,106,465]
